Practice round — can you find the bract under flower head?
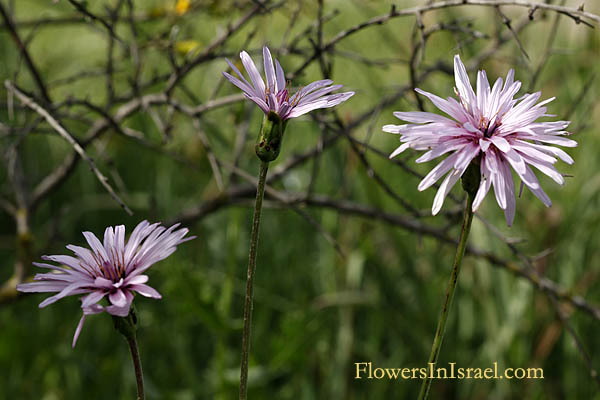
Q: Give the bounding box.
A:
[17,220,194,347]
[383,55,576,226]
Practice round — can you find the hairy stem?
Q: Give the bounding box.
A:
[417,191,475,400]
[239,160,269,400]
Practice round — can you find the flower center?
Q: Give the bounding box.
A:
[276,88,289,104]
[100,261,122,281]
[478,117,501,138]
[264,80,304,111]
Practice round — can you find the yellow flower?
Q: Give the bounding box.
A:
[175,0,191,16]
[175,40,200,56]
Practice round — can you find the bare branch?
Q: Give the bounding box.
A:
[5,81,133,215]
[0,3,51,103]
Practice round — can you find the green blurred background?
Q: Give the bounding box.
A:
[0,0,599,399]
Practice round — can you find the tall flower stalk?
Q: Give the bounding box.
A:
[223,46,353,400]
[17,220,194,400]
[383,55,575,399]
[239,158,268,399]
[418,163,479,400]
[113,309,145,400]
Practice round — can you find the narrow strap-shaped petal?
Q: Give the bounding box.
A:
[114,225,125,264]
[388,142,411,158]
[243,94,271,114]
[473,155,492,211]
[287,92,354,119]
[295,84,343,105]
[521,154,564,185]
[94,276,115,289]
[103,227,114,256]
[82,231,109,262]
[453,142,480,171]
[300,79,334,95]
[123,220,152,266]
[418,152,461,191]
[225,58,254,93]
[526,172,552,207]
[275,60,286,92]
[453,55,476,108]
[262,46,276,93]
[81,290,106,308]
[500,158,516,226]
[72,314,87,348]
[516,140,573,164]
[39,281,89,308]
[17,280,70,293]
[476,70,490,116]
[43,254,93,275]
[131,283,162,299]
[222,72,255,97]
[240,51,266,98]
[415,88,464,122]
[432,169,462,215]
[124,274,149,285]
[487,152,507,209]
[416,139,469,163]
[393,111,455,124]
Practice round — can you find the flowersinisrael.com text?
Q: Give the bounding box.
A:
[354,362,544,380]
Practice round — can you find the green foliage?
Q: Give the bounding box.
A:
[0,1,599,399]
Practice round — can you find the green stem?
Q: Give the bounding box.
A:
[239,160,269,400]
[417,191,475,400]
[114,312,145,400]
[126,333,145,400]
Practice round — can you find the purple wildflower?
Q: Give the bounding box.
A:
[223,46,354,120]
[383,55,576,226]
[17,220,194,347]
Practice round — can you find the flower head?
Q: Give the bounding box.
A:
[223,46,354,121]
[17,220,194,347]
[383,55,576,226]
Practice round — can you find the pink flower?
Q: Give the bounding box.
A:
[223,46,354,120]
[383,55,576,226]
[17,220,194,347]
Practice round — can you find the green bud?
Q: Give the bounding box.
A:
[255,111,287,162]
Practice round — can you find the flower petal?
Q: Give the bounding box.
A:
[109,289,127,307]
[38,281,90,308]
[82,231,109,263]
[72,315,86,348]
[432,169,461,215]
[418,152,460,191]
[125,274,149,285]
[287,92,354,119]
[81,290,106,308]
[472,156,492,212]
[275,60,286,92]
[263,46,276,93]
[454,55,476,108]
[130,283,162,299]
[106,291,133,317]
[240,51,266,97]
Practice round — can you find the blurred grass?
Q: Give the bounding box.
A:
[0,0,599,399]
